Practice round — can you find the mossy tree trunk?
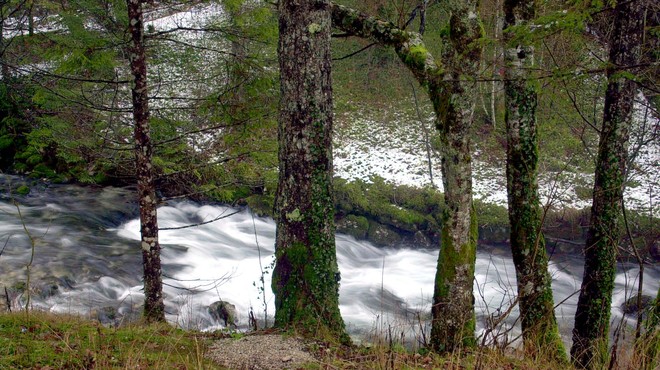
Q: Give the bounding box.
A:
[502,0,566,362]
[331,3,481,352]
[429,1,482,353]
[570,0,645,367]
[272,0,348,343]
[126,0,165,323]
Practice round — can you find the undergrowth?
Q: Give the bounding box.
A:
[0,310,217,369]
[2,309,656,369]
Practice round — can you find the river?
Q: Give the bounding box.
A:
[0,175,657,348]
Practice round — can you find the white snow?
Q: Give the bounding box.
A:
[333,100,659,214]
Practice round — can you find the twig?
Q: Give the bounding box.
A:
[621,198,646,340]
[0,235,9,257]
[332,42,377,61]
[13,199,35,316]
[410,79,435,189]
[159,209,240,230]
[4,286,10,313]
[252,211,268,326]
[162,271,232,293]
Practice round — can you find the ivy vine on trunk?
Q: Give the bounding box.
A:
[272,0,348,343]
[502,0,566,362]
[570,0,646,367]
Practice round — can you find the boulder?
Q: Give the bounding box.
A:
[478,225,509,245]
[650,240,660,262]
[367,220,401,247]
[411,230,433,249]
[337,214,369,240]
[209,300,237,328]
[622,294,654,319]
[91,306,118,325]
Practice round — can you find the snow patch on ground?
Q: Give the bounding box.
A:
[334,106,659,214]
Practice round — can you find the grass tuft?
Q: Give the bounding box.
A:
[0,310,218,369]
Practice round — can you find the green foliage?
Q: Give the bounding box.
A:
[45,1,125,80]
[474,200,508,227]
[15,185,30,195]
[640,287,660,368]
[0,79,32,171]
[0,78,100,182]
[342,214,370,239]
[335,176,444,234]
[0,0,281,193]
[506,10,589,44]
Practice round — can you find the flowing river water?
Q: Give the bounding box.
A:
[1,175,657,347]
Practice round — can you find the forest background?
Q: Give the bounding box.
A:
[0,0,658,368]
[1,0,657,252]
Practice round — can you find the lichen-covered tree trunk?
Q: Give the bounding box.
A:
[502,0,565,361]
[331,2,481,352]
[429,3,482,352]
[570,1,645,367]
[127,0,165,323]
[272,0,347,342]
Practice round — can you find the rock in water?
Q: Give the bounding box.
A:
[622,294,653,319]
[208,300,237,328]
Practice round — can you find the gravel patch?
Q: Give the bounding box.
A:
[206,334,318,369]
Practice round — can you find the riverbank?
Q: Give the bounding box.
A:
[3,310,657,369]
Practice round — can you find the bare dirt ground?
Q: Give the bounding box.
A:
[206,333,319,369]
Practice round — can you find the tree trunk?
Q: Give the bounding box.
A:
[226,3,248,122]
[126,0,165,323]
[429,2,482,351]
[570,1,645,367]
[331,3,481,352]
[0,4,9,80]
[272,0,347,342]
[503,0,566,361]
[27,1,34,37]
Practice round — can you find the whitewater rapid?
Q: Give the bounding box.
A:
[0,177,657,347]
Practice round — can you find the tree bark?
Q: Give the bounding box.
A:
[272,0,348,342]
[126,0,165,323]
[570,0,645,367]
[0,3,10,80]
[503,0,566,361]
[331,3,481,352]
